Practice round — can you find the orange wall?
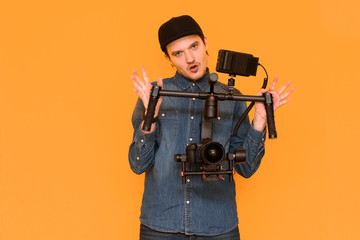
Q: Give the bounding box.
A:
[1,0,359,239]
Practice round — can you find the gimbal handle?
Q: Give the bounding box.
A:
[142,86,161,132]
[263,92,277,139]
[142,86,278,139]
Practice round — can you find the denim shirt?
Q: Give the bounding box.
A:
[128,70,266,236]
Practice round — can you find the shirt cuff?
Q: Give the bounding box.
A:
[134,123,157,148]
[249,123,267,144]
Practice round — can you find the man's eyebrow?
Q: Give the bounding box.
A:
[190,40,199,46]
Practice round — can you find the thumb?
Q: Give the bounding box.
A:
[256,88,267,96]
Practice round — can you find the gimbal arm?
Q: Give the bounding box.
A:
[142,87,277,139]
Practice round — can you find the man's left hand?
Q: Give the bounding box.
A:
[252,76,295,132]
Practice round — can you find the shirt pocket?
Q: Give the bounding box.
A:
[157,110,178,141]
[212,114,233,145]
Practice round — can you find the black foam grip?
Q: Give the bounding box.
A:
[142,86,160,131]
[263,93,277,139]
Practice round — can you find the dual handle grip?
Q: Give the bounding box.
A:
[142,86,277,139]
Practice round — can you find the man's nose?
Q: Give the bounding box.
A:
[185,51,195,63]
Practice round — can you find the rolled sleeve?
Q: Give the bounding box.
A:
[248,123,267,145]
[129,124,159,174]
[233,124,267,178]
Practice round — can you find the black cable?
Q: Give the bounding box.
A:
[258,63,268,89]
[230,63,269,138]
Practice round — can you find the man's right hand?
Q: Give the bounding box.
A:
[131,66,163,133]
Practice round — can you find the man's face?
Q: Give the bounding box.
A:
[165,35,208,81]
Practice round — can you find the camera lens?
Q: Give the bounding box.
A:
[202,142,224,164]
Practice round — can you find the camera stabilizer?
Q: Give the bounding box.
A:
[142,50,277,184]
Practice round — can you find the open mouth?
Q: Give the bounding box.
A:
[189,64,199,72]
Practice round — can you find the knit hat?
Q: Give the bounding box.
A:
[158,15,204,52]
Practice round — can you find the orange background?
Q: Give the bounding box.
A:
[1,0,359,239]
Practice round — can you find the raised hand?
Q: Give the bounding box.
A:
[253,76,295,131]
[131,66,163,132]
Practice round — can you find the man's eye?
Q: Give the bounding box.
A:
[191,44,198,49]
[174,52,181,56]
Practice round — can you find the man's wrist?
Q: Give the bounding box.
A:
[140,121,157,134]
[252,116,266,132]
[140,108,159,134]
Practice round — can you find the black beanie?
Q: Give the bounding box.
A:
[158,15,204,52]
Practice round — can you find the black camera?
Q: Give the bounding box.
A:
[174,139,246,182]
[184,140,225,166]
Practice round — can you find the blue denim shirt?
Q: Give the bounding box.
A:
[128,70,266,236]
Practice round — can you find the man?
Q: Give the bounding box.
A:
[129,15,294,240]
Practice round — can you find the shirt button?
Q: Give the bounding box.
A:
[136,157,140,161]
[186,201,190,204]
[217,117,221,120]
[190,116,194,120]
[187,179,190,183]
[192,83,195,86]
[140,139,144,143]
[189,138,193,141]
[192,98,196,101]
[161,113,165,117]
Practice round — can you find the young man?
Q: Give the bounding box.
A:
[129,15,294,240]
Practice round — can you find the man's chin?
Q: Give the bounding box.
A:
[185,69,206,81]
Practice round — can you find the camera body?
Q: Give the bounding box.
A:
[185,139,225,168]
[174,138,246,182]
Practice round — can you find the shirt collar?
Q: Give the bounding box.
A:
[174,68,210,92]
